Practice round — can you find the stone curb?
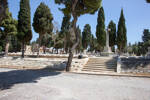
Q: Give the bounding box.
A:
[0,65,44,70]
[65,72,150,78]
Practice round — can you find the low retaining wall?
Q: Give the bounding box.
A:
[0,56,89,71]
[117,56,150,74]
[8,53,88,58]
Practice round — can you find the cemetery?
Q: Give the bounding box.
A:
[0,0,150,100]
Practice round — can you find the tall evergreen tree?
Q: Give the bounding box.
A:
[76,26,83,53]
[117,9,127,52]
[33,2,53,56]
[0,0,8,23]
[142,29,150,42]
[60,14,71,53]
[146,0,150,3]
[1,8,17,56]
[0,28,5,51]
[108,20,116,48]
[55,0,102,71]
[54,31,64,52]
[89,34,96,52]
[82,24,92,50]
[18,0,32,58]
[40,33,53,53]
[9,35,21,52]
[96,7,106,51]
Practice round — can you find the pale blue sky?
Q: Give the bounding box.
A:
[8,0,150,44]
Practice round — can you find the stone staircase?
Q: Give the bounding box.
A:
[82,57,117,73]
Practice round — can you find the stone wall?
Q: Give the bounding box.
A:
[8,53,88,58]
[0,56,89,72]
[117,57,150,73]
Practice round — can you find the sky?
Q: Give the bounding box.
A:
[8,0,150,44]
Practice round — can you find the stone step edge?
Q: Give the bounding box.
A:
[69,71,150,78]
[0,65,45,70]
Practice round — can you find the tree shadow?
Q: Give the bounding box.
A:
[0,68,62,90]
[105,57,117,72]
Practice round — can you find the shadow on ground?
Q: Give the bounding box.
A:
[105,57,117,71]
[0,68,62,90]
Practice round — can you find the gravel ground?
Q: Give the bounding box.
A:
[0,68,150,100]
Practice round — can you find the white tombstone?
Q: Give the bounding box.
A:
[83,50,87,55]
[25,45,32,54]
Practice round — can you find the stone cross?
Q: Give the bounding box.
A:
[102,28,112,56]
[106,28,110,48]
[103,28,112,53]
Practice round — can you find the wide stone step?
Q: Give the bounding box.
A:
[89,58,116,60]
[83,67,116,70]
[82,69,115,72]
[81,58,117,73]
[84,64,116,67]
[89,58,114,60]
[82,67,115,70]
[86,63,116,66]
[87,61,116,63]
[88,60,116,62]
[88,61,116,62]
[84,65,116,69]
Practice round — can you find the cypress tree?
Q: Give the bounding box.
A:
[33,2,53,56]
[146,0,150,3]
[60,14,71,53]
[54,31,64,52]
[89,34,96,52]
[60,14,71,38]
[117,9,127,52]
[96,7,106,51]
[1,8,17,56]
[18,0,32,58]
[142,29,150,42]
[76,26,83,53]
[82,24,92,50]
[0,0,8,23]
[0,28,5,51]
[108,20,116,48]
[55,0,102,71]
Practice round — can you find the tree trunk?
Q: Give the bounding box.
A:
[5,36,9,56]
[66,0,79,72]
[57,49,58,54]
[66,49,73,71]
[52,48,54,54]
[37,34,43,57]
[43,46,46,54]
[64,35,68,54]
[21,41,25,58]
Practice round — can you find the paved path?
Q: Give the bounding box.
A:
[0,68,150,100]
